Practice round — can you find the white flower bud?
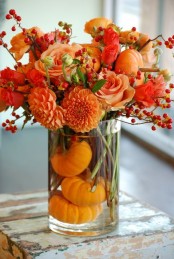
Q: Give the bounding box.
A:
[62,53,73,66]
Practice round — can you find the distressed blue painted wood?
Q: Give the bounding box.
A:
[0,191,174,258]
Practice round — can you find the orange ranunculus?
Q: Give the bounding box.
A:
[28,86,65,130]
[62,86,102,132]
[80,44,101,71]
[95,71,135,110]
[9,27,44,61]
[35,43,82,78]
[134,75,166,108]
[84,17,112,36]
[102,45,119,65]
[134,81,155,107]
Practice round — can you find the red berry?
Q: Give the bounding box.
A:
[11,26,16,31]
[166,98,171,103]
[1,31,6,36]
[151,125,156,131]
[9,9,16,15]
[6,14,12,19]
[165,89,170,94]
[167,124,172,129]
[163,113,168,118]
[24,38,30,43]
[132,27,136,31]
[16,16,21,21]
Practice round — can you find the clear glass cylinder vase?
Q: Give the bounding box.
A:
[48,119,121,236]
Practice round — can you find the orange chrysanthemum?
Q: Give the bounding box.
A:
[28,87,64,130]
[62,86,102,133]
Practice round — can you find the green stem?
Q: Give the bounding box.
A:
[91,133,113,179]
[91,121,115,179]
[62,64,71,83]
[45,66,50,86]
[110,130,120,201]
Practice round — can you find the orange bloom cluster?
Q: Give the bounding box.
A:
[0,10,173,133]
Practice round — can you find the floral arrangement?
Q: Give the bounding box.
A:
[0,9,173,134]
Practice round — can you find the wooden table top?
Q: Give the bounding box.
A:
[0,190,174,258]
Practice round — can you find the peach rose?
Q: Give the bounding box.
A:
[84,18,112,36]
[35,43,82,78]
[95,71,135,110]
[138,34,155,67]
[9,27,44,61]
[152,75,166,97]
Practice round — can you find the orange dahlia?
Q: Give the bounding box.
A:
[62,86,102,132]
[28,87,64,130]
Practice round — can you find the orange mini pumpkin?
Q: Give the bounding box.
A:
[49,192,102,224]
[50,141,92,177]
[115,49,144,84]
[61,176,106,206]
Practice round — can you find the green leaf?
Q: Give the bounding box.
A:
[92,79,106,93]
[77,67,87,86]
[72,59,81,64]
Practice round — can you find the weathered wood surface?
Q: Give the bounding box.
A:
[0,190,174,258]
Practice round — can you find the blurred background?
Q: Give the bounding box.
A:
[0,0,174,216]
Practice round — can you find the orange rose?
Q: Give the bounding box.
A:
[84,17,112,36]
[95,71,135,110]
[35,43,82,78]
[102,45,119,65]
[103,27,119,46]
[9,27,44,61]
